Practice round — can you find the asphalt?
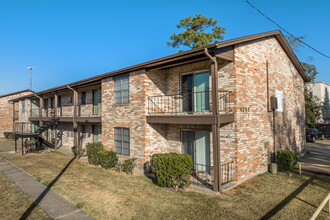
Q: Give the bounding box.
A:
[298,139,330,176]
[0,157,94,220]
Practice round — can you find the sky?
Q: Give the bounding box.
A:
[0,0,329,95]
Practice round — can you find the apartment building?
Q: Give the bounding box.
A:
[308,81,330,124]
[11,30,308,192]
[0,89,34,137]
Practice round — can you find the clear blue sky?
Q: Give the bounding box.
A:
[0,0,329,94]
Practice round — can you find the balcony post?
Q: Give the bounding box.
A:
[73,90,78,147]
[39,97,43,128]
[205,48,222,193]
[54,94,58,149]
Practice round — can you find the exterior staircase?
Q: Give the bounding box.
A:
[35,117,60,149]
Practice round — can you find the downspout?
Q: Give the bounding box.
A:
[204,48,224,194]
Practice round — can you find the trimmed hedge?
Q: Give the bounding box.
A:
[3,132,15,140]
[86,142,103,165]
[151,153,193,189]
[276,150,297,171]
[97,150,118,169]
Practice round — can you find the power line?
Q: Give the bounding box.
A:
[244,0,330,59]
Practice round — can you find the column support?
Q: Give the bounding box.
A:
[54,94,58,149]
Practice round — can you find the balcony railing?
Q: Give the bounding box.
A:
[190,161,234,189]
[148,91,232,115]
[14,122,33,134]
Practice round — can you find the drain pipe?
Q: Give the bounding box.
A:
[204,48,224,194]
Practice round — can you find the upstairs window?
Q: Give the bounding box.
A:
[81,92,86,105]
[114,76,129,104]
[22,100,25,113]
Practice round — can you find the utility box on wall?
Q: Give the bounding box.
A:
[270,96,278,110]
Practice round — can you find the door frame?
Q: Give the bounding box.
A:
[180,129,211,168]
[179,69,210,113]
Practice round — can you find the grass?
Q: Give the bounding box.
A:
[0,172,51,220]
[0,138,16,152]
[1,151,330,220]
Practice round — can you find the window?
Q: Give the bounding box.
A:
[81,125,86,138]
[114,127,130,156]
[58,96,61,107]
[114,76,129,104]
[22,100,25,113]
[51,97,54,109]
[81,92,86,105]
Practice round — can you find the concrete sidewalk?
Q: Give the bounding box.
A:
[0,157,93,220]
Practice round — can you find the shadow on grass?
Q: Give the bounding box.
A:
[260,176,316,220]
[19,156,76,220]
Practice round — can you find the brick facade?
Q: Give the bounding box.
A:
[11,32,306,186]
[0,90,33,137]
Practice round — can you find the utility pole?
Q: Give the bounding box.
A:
[27,67,33,90]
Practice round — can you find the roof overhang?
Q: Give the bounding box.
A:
[10,30,309,101]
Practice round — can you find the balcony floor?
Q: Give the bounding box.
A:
[146,113,234,125]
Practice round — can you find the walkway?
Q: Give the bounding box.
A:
[0,157,93,220]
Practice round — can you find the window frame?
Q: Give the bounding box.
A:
[114,75,129,104]
[22,100,25,113]
[114,127,130,156]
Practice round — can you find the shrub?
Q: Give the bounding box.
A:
[71,146,85,159]
[97,150,118,169]
[151,153,193,189]
[123,157,137,174]
[276,150,297,171]
[3,132,14,140]
[86,142,103,165]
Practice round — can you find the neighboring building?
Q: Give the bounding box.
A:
[308,81,330,124]
[0,89,34,137]
[11,30,308,192]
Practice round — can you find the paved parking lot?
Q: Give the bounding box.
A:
[298,139,330,176]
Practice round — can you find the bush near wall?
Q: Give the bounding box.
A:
[151,153,193,189]
[86,142,104,165]
[97,150,118,169]
[276,150,297,171]
[3,132,14,140]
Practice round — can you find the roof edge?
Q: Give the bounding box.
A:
[0,89,34,99]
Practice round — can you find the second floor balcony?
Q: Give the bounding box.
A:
[148,91,232,115]
[147,90,234,125]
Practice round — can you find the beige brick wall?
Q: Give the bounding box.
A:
[233,36,305,181]
[0,91,32,137]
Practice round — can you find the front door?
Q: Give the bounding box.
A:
[93,125,99,143]
[182,130,210,173]
[181,72,209,112]
[93,89,99,115]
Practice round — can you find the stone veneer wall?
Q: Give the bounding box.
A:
[0,91,33,137]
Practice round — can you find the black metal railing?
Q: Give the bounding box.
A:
[148,91,232,115]
[191,163,214,189]
[190,161,234,189]
[221,161,234,184]
[78,105,101,117]
[30,108,39,117]
[14,122,32,134]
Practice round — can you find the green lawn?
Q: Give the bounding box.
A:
[1,151,330,219]
[0,172,51,220]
